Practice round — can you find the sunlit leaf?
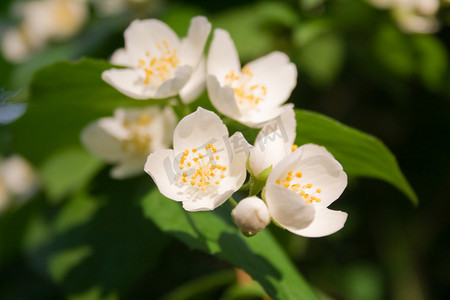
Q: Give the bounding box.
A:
[142,189,320,300]
[40,148,103,202]
[160,269,236,300]
[295,109,417,204]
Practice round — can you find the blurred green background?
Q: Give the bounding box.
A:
[0,0,449,299]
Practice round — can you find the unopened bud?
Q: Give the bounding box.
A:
[232,197,270,237]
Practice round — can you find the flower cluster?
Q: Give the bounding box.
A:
[367,0,441,33]
[81,106,176,179]
[1,0,88,63]
[81,16,348,238]
[0,155,39,212]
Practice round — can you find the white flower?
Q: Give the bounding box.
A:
[367,0,439,14]
[206,29,297,128]
[81,106,176,179]
[393,8,438,33]
[249,105,296,177]
[145,107,250,212]
[0,155,39,211]
[91,0,127,17]
[21,0,88,43]
[1,0,88,63]
[1,28,30,63]
[265,144,348,238]
[102,16,211,102]
[366,0,440,33]
[232,196,270,236]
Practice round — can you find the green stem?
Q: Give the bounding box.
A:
[249,175,266,197]
[228,196,238,207]
[240,182,250,191]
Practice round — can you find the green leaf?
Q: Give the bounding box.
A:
[0,196,45,268]
[295,109,417,204]
[29,174,168,298]
[249,165,272,196]
[294,22,345,86]
[373,24,415,78]
[292,20,330,48]
[213,2,298,62]
[160,269,236,300]
[40,148,103,202]
[142,189,320,300]
[12,58,156,166]
[412,35,448,91]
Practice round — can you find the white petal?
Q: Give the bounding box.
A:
[265,184,315,231]
[124,19,180,64]
[290,207,347,238]
[111,156,146,179]
[207,29,240,85]
[154,65,192,98]
[0,155,37,198]
[182,188,234,212]
[145,147,235,212]
[80,120,126,163]
[206,75,241,119]
[250,139,286,176]
[232,196,270,236]
[267,145,303,185]
[293,144,347,207]
[183,131,249,212]
[218,132,250,192]
[110,48,132,67]
[102,68,157,100]
[297,143,334,160]
[236,104,288,128]
[179,57,206,104]
[1,28,30,63]
[250,104,296,175]
[145,149,190,203]
[172,107,229,156]
[179,16,211,67]
[98,116,128,140]
[244,51,297,109]
[278,104,296,147]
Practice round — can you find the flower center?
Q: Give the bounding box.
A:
[178,143,227,192]
[225,66,267,110]
[53,0,81,33]
[276,171,322,204]
[121,113,153,156]
[137,40,180,87]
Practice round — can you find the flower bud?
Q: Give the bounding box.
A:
[232,197,270,237]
